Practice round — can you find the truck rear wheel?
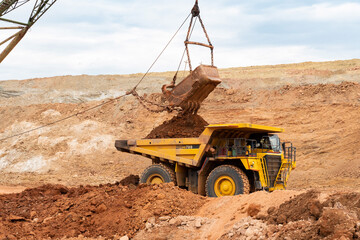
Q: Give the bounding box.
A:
[205,165,250,197]
[140,164,176,184]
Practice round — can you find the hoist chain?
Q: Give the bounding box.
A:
[130,0,214,113]
[197,15,214,66]
[184,0,214,73]
[128,89,180,113]
[185,16,194,72]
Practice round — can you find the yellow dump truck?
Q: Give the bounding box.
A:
[115,123,296,197]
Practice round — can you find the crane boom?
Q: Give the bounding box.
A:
[0,0,57,63]
[0,0,31,16]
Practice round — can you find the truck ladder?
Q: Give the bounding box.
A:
[260,157,269,188]
[274,161,292,187]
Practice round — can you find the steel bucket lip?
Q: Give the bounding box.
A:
[164,65,221,103]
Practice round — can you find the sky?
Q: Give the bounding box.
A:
[0,0,360,80]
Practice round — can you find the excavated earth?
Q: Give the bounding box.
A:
[1,182,359,240]
[145,113,208,139]
[1,59,360,239]
[0,181,205,239]
[263,190,360,240]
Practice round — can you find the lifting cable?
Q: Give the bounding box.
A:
[170,0,214,87]
[172,17,197,86]
[133,15,198,112]
[0,11,193,142]
[0,94,127,142]
[131,0,214,111]
[131,13,191,91]
[127,12,192,112]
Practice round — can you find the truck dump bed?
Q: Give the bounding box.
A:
[115,137,204,167]
[115,123,285,168]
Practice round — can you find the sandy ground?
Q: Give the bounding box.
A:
[1,59,359,190]
[0,59,360,239]
[0,185,26,194]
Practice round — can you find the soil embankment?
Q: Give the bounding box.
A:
[0,180,205,239]
[1,182,359,239]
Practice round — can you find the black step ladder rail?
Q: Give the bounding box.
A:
[274,142,297,188]
[274,161,291,187]
[260,157,269,188]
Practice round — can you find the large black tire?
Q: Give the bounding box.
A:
[205,165,250,197]
[140,164,176,184]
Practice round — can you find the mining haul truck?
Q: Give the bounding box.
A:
[115,123,296,197]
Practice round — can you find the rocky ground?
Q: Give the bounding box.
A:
[0,59,360,239]
[0,181,359,240]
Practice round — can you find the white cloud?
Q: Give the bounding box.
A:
[1,1,360,80]
[216,45,329,68]
[271,2,360,22]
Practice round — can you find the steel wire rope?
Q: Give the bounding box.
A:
[132,13,191,90]
[0,94,128,142]
[173,16,197,85]
[0,13,193,142]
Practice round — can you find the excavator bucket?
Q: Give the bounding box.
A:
[162,65,221,114]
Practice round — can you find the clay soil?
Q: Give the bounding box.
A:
[145,113,208,139]
[264,190,360,239]
[1,59,360,239]
[0,181,205,239]
[1,183,359,239]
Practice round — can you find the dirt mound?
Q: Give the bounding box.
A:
[0,183,205,239]
[265,190,360,239]
[145,113,208,139]
[266,190,321,224]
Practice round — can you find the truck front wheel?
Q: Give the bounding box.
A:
[140,164,176,185]
[206,165,250,197]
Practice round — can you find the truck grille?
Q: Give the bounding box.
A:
[265,155,281,188]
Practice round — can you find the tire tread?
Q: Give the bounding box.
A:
[205,164,250,196]
[140,163,176,184]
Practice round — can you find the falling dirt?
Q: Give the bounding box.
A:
[145,113,208,139]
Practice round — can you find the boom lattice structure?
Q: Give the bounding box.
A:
[0,0,57,63]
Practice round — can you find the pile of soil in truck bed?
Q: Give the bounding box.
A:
[145,113,208,139]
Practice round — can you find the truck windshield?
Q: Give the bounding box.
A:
[269,134,281,152]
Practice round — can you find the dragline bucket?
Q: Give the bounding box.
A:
[161,65,221,113]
